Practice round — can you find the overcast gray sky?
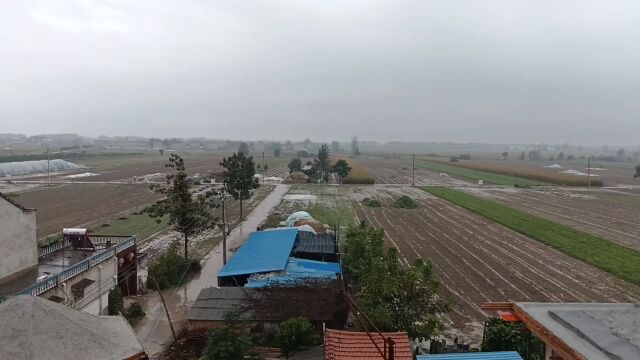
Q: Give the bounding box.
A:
[1,0,639,145]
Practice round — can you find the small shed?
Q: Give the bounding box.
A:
[217,228,298,286]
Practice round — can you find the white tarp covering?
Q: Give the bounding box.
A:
[0,159,80,177]
[284,211,313,227]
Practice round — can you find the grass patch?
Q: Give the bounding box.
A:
[91,213,169,240]
[415,160,546,186]
[423,186,640,286]
[308,204,355,228]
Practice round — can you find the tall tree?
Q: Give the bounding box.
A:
[343,225,451,340]
[146,154,218,259]
[351,136,361,155]
[617,148,626,160]
[273,147,281,157]
[557,152,565,161]
[634,164,640,178]
[332,159,352,184]
[288,158,302,173]
[238,142,250,155]
[331,141,342,153]
[519,151,525,160]
[221,153,260,220]
[314,143,331,182]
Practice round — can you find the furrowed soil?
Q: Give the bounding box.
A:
[350,186,640,345]
[463,187,640,251]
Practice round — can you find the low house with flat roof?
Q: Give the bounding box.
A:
[0,295,147,360]
[0,196,138,315]
[483,302,640,360]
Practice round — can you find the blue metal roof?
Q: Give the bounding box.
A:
[217,228,298,277]
[417,352,523,360]
[245,257,341,288]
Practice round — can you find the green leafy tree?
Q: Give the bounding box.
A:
[206,327,250,360]
[332,159,352,183]
[264,164,269,172]
[313,143,331,182]
[634,164,640,178]
[557,152,564,161]
[146,154,218,259]
[331,141,342,153]
[158,148,164,156]
[502,152,508,159]
[519,151,526,160]
[273,147,282,157]
[343,225,451,340]
[482,317,544,360]
[351,136,361,155]
[276,317,314,356]
[285,140,292,150]
[221,153,260,220]
[288,158,302,173]
[617,148,626,160]
[238,142,250,155]
[108,287,124,315]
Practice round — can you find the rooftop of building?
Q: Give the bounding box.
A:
[324,329,413,360]
[484,302,640,360]
[0,295,146,360]
[417,352,523,360]
[0,235,135,297]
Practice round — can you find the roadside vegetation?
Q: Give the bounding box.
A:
[424,187,640,286]
[147,245,202,290]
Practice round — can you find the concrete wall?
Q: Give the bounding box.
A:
[42,257,118,316]
[0,198,37,283]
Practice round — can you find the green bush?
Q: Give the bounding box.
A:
[206,327,251,360]
[125,302,146,326]
[147,245,200,290]
[362,198,383,207]
[107,287,124,315]
[482,318,544,360]
[276,317,314,355]
[392,195,419,209]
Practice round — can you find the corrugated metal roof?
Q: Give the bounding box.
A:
[245,257,340,288]
[417,351,523,360]
[189,287,257,321]
[217,228,298,277]
[293,232,337,254]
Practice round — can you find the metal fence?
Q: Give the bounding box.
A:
[17,236,136,297]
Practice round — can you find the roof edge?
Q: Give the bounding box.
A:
[0,192,35,212]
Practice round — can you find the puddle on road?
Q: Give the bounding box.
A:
[134,184,290,356]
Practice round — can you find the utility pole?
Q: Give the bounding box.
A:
[222,194,227,265]
[587,156,591,190]
[47,147,51,185]
[262,151,265,184]
[155,281,177,341]
[412,153,415,187]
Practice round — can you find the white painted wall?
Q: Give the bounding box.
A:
[0,197,37,282]
[41,257,118,316]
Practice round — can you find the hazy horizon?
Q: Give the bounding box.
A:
[2,1,640,146]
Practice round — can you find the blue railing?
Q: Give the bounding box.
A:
[38,239,70,258]
[17,235,136,296]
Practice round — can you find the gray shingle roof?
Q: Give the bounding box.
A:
[0,295,145,360]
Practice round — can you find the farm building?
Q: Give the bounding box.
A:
[324,329,413,360]
[217,227,340,286]
[0,193,37,284]
[188,282,347,332]
[483,302,640,360]
[0,295,147,360]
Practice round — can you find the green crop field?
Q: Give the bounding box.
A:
[423,186,640,286]
[414,159,547,186]
[91,213,169,241]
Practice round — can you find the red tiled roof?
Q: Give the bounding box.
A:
[324,329,412,360]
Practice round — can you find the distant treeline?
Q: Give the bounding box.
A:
[0,151,143,164]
